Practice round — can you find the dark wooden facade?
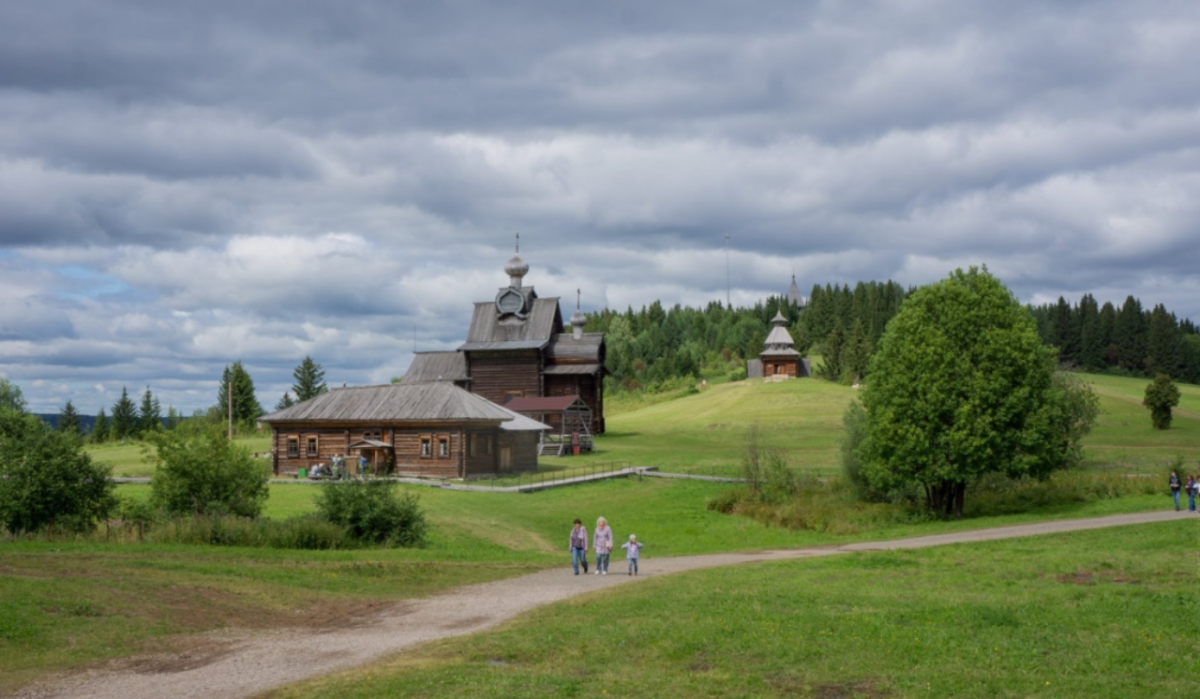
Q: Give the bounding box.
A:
[261,383,547,478]
[404,251,607,436]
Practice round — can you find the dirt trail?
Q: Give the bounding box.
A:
[15,510,1192,699]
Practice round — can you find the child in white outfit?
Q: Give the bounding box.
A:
[622,534,644,576]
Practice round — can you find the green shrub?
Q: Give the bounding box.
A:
[315,480,428,547]
[146,514,355,549]
[146,423,269,518]
[0,409,116,534]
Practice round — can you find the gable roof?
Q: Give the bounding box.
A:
[260,382,515,424]
[460,297,563,351]
[403,351,468,383]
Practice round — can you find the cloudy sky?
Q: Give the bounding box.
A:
[2,0,1199,414]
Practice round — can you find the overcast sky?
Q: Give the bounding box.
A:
[3,0,1199,414]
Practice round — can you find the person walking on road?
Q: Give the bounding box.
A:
[622,534,644,576]
[569,519,589,575]
[1189,475,1198,513]
[1170,471,1182,511]
[593,516,613,575]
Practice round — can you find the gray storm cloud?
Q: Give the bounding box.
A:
[1,0,1199,412]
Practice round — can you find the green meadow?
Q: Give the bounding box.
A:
[269,520,1200,699]
[4,372,1198,694]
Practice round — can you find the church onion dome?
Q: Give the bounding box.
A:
[771,310,787,326]
[505,253,529,285]
[570,309,587,329]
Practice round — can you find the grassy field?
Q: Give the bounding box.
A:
[5,372,1196,693]
[269,520,1200,699]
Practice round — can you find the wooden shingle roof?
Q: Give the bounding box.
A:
[403,351,468,383]
[460,297,563,350]
[260,382,515,424]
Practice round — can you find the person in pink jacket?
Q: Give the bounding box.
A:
[593,516,613,575]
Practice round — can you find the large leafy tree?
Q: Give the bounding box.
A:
[291,356,329,402]
[0,378,26,412]
[110,387,139,441]
[147,422,269,517]
[216,361,263,427]
[0,409,117,533]
[858,267,1064,517]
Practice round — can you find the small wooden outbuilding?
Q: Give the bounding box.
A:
[504,395,594,456]
[260,382,549,478]
[757,311,810,379]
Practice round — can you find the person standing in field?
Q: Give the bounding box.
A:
[1170,471,1182,511]
[622,534,644,576]
[569,518,589,575]
[593,516,613,575]
[1189,475,1198,513]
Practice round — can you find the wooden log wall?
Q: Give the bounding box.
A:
[465,350,542,405]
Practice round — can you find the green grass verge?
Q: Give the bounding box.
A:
[86,434,272,478]
[268,520,1200,699]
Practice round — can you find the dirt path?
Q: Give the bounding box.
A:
[17,510,1192,699]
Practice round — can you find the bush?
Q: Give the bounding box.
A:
[146,514,354,550]
[0,409,116,534]
[147,423,269,517]
[1143,374,1180,430]
[316,479,428,547]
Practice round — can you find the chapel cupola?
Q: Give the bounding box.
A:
[495,234,535,319]
[570,289,587,340]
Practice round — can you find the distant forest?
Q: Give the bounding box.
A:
[588,283,1200,393]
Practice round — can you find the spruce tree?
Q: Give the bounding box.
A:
[1146,304,1181,377]
[110,387,139,441]
[276,392,296,411]
[92,407,110,443]
[1114,296,1146,373]
[291,356,328,402]
[217,361,263,428]
[1077,294,1104,371]
[58,400,81,435]
[139,386,162,435]
[165,406,183,430]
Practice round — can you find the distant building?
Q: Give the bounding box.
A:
[747,310,811,380]
[787,274,807,308]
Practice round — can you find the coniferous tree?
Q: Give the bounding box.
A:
[139,386,162,435]
[1146,304,1181,378]
[276,392,296,411]
[291,356,328,402]
[216,361,263,427]
[58,400,81,436]
[165,406,183,430]
[841,319,873,382]
[1098,301,1118,367]
[1077,294,1104,371]
[1114,296,1146,373]
[91,408,110,443]
[110,387,139,441]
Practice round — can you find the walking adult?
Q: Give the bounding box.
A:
[1189,475,1198,513]
[569,518,589,575]
[593,516,613,575]
[1170,471,1182,511]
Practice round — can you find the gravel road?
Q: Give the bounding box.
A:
[14,509,1190,699]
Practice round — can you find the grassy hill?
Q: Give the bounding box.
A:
[572,372,1200,477]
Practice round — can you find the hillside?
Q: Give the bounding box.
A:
[582,373,1200,475]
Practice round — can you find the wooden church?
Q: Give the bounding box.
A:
[404,245,607,436]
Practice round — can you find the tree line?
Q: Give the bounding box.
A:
[1028,294,1200,382]
[44,356,329,442]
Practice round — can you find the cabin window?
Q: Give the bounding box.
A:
[420,436,432,458]
[438,436,450,458]
[503,390,523,403]
[306,437,318,457]
[287,438,299,458]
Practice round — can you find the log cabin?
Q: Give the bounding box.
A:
[260,381,548,478]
